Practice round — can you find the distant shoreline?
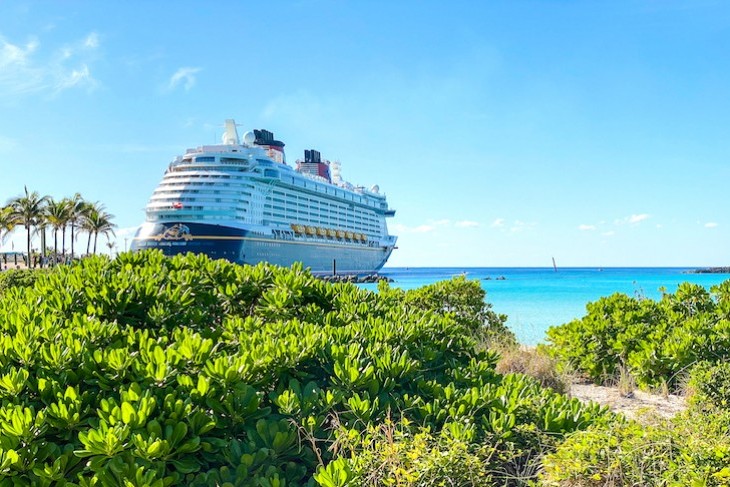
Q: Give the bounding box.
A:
[685,267,730,274]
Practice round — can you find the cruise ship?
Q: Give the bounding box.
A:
[131,120,397,274]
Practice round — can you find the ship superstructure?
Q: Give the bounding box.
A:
[131,120,397,274]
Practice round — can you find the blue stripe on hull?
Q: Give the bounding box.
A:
[131,222,246,261]
[131,222,393,275]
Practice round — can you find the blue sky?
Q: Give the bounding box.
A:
[0,1,728,267]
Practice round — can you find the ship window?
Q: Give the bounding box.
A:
[196,156,215,162]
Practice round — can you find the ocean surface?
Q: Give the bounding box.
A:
[361,267,730,345]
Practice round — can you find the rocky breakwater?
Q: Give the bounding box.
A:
[686,267,730,274]
[319,274,393,283]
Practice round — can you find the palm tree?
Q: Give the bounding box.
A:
[9,187,49,266]
[82,203,116,255]
[65,193,85,258]
[38,205,49,266]
[0,206,18,248]
[45,199,69,263]
[106,238,116,257]
[81,201,98,256]
[0,206,18,268]
[56,197,73,258]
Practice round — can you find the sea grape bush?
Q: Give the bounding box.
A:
[687,361,730,409]
[0,268,45,295]
[0,251,608,485]
[541,405,730,486]
[546,280,730,390]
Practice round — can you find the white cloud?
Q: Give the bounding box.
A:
[414,225,435,233]
[115,226,139,238]
[0,37,37,66]
[84,32,99,49]
[168,67,202,91]
[0,32,99,98]
[390,223,435,234]
[54,64,95,93]
[602,231,615,237]
[392,218,477,234]
[489,218,535,232]
[615,213,651,226]
[628,213,650,224]
[510,220,536,233]
[705,222,719,228]
[578,224,596,231]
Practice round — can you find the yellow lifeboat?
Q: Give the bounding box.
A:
[359,233,367,241]
[291,224,305,234]
[305,226,316,235]
[327,229,337,238]
[345,231,354,240]
[317,227,327,236]
[336,230,345,239]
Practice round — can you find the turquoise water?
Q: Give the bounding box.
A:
[363,267,730,345]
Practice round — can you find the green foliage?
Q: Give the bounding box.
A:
[0,268,45,294]
[0,250,608,485]
[378,275,515,346]
[544,281,730,485]
[687,361,730,409]
[541,407,730,486]
[318,418,496,486]
[546,281,730,390]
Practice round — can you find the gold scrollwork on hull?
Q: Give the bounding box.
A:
[151,224,194,241]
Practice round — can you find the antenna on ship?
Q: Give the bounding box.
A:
[222,119,240,145]
[552,257,558,272]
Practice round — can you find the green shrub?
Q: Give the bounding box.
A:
[0,250,608,485]
[0,267,45,293]
[546,281,730,390]
[541,407,730,486]
[687,361,730,409]
[496,347,569,394]
[315,417,496,486]
[378,275,516,347]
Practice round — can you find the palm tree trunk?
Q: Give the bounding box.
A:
[26,227,31,267]
[93,232,98,254]
[54,229,58,265]
[40,228,46,268]
[61,226,67,258]
[86,232,92,255]
[71,223,75,257]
